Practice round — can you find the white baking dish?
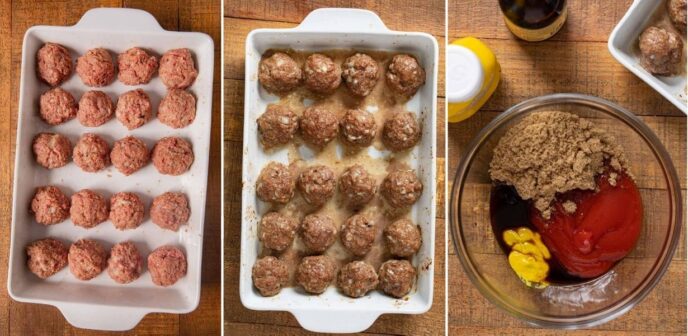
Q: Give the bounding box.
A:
[240,8,437,333]
[609,0,687,113]
[7,8,214,331]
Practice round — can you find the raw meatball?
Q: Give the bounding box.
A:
[668,0,687,33]
[339,165,377,208]
[111,136,149,175]
[379,259,416,298]
[150,192,190,231]
[381,170,423,208]
[386,54,426,96]
[342,53,379,97]
[259,212,299,252]
[296,255,336,294]
[36,42,72,86]
[301,214,337,253]
[297,165,336,206]
[158,89,196,128]
[148,245,187,287]
[77,90,114,127]
[30,186,70,225]
[68,239,107,280]
[159,48,198,89]
[382,112,422,151]
[252,256,288,296]
[299,106,339,147]
[339,109,376,147]
[117,47,158,85]
[116,89,152,130]
[70,189,108,228]
[257,104,299,149]
[304,53,341,94]
[32,132,71,169]
[152,137,194,175]
[109,192,145,230]
[258,52,302,93]
[384,218,422,257]
[340,213,376,257]
[256,162,295,204]
[639,26,683,76]
[107,241,142,284]
[39,87,77,125]
[26,238,68,279]
[76,48,115,87]
[73,133,110,172]
[337,261,379,298]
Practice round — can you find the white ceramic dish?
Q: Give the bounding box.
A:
[240,8,438,334]
[7,8,214,331]
[609,0,687,113]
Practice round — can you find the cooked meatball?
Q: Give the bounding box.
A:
[30,186,70,225]
[304,53,341,94]
[252,256,288,296]
[159,48,198,89]
[109,192,145,230]
[77,90,114,127]
[639,26,683,76]
[339,165,377,208]
[117,47,158,85]
[299,106,339,147]
[36,42,72,86]
[301,214,337,253]
[298,165,336,206]
[158,89,196,129]
[152,137,194,175]
[342,53,379,97]
[150,192,190,231]
[32,132,71,169]
[68,239,107,281]
[256,162,295,204]
[339,109,377,147]
[148,245,187,287]
[73,133,110,172]
[381,170,423,208]
[382,112,422,151]
[107,241,142,284]
[384,218,422,257]
[70,189,108,228]
[26,238,68,279]
[76,48,115,87]
[39,87,77,125]
[258,52,302,93]
[111,136,149,176]
[379,259,416,298]
[257,104,299,149]
[259,212,299,252]
[337,261,379,298]
[116,89,152,130]
[340,213,376,257]
[386,54,426,96]
[296,255,336,294]
[668,0,687,33]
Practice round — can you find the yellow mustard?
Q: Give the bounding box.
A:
[503,227,550,288]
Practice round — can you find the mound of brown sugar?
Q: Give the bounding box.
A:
[489,111,628,219]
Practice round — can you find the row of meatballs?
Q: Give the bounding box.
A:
[638,0,686,76]
[31,186,190,232]
[27,238,186,287]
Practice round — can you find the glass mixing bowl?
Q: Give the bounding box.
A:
[449,93,683,328]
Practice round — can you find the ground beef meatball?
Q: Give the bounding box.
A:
[30,186,70,225]
[668,0,687,33]
[386,54,426,96]
[109,192,145,230]
[339,165,377,208]
[158,89,196,129]
[304,53,341,94]
[111,136,149,175]
[107,241,142,284]
[384,219,422,257]
[639,26,683,76]
[258,52,302,94]
[152,137,194,175]
[117,47,158,85]
[342,53,379,97]
[381,170,423,208]
[36,42,72,86]
[151,192,190,231]
[77,90,114,127]
[116,89,152,130]
[337,261,379,298]
[70,189,109,228]
[252,256,288,296]
[32,132,71,169]
[301,214,337,253]
[257,104,299,149]
[39,87,77,125]
[256,162,295,204]
[73,133,110,172]
[259,212,299,252]
[148,245,187,287]
[299,106,339,148]
[298,165,336,206]
[159,48,198,89]
[26,238,68,279]
[296,255,336,294]
[340,213,376,257]
[68,239,107,281]
[379,259,416,298]
[382,112,422,151]
[339,109,376,147]
[76,48,115,87]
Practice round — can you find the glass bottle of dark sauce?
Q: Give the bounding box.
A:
[498,0,567,41]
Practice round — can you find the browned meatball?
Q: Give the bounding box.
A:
[252,256,288,296]
[109,192,145,230]
[107,241,142,284]
[301,214,337,253]
[117,47,158,85]
[258,52,302,93]
[299,106,339,148]
[151,192,190,232]
[257,104,299,149]
[39,87,77,125]
[111,136,149,175]
[76,48,115,87]
[342,53,379,97]
[30,186,70,225]
[337,261,379,298]
[386,54,426,96]
[32,132,71,169]
[78,90,114,127]
[668,0,687,33]
[148,245,187,287]
[304,53,341,94]
[639,26,683,76]
[73,133,110,172]
[381,170,423,208]
[26,237,68,279]
[296,255,336,294]
[339,109,377,147]
[259,212,298,252]
[382,112,422,151]
[152,137,194,175]
[339,165,376,208]
[159,48,198,89]
[158,89,196,129]
[36,43,72,86]
[70,189,108,229]
[116,89,152,130]
[256,162,295,204]
[68,239,107,280]
[378,259,416,298]
[340,213,376,257]
[384,218,422,257]
[298,165,336,206]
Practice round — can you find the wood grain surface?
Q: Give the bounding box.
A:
[447,1,687,335]
[0,1,222,335]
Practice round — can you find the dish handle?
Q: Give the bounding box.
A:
[73,8,164,32]
[58,303,147,331]
[292,310,381,333]
[294,8,389,33]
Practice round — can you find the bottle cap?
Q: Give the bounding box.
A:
[446,44,484,103]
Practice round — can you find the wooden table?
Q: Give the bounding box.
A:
[223,1,446,335]
[447,1,687,335]
[0,1,221,335]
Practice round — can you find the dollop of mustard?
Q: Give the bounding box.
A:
[503,227,550,288]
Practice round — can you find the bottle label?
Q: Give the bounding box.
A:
[504,6,568,42]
